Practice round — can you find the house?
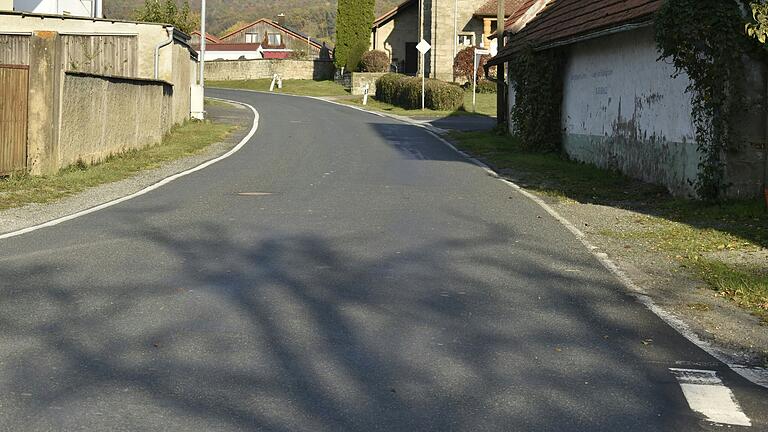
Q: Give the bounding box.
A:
[191,32,264,61]
[370,0,523,79]
[488,0,767,198]
[219,16,331,60]
[2,0,103,17]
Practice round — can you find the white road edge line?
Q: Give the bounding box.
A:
[670,368,752,426]
[0,98,260,242]
[307,94,768,390]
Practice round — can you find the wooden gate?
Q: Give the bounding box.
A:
[0,64,29,176]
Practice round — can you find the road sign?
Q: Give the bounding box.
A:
[416,39,431,54]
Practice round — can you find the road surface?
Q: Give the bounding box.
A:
[0,89,765,431]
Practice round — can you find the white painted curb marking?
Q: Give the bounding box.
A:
[670,368,752,426]
[0,99,260,241]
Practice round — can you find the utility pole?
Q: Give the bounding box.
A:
[199,0,207,88]
[496,0,506,124]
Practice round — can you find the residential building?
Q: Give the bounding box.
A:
[370,0,522,79]
[219,17,331,60]
[489,0,767,198]
[191,31,264,61]
[3,0,103,18]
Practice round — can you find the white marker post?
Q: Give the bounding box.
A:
[362,83,370,105]
[270,74,282,92]
[416,39,431,110]
[473,48,490,112]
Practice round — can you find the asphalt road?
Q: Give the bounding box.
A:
[0,89,766,431]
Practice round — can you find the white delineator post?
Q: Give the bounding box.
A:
[362,83,370,105]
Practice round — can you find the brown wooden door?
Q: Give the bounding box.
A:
[0,65,29,176]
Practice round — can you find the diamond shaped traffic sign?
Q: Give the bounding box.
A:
[416,39,431,54]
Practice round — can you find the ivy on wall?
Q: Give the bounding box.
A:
[508,47,565,153]
[655,0,758,201]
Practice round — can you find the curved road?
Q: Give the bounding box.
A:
[0,89,765,431]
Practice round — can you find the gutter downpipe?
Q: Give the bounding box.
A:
[154,27,174,80]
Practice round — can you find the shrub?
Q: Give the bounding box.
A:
[475,79,497,94]
[425,80,464,110]
[376,74,464,111]
[453,46,489,83]
[360,50,390,72]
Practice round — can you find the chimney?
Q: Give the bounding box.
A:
[276,13,286,27]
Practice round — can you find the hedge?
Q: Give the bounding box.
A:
[375,73,464,111]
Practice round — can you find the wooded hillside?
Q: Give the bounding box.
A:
[105,0,401,43]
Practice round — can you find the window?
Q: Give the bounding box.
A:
[268,33,282,46]
[245,32,259,43]
[458,33,475,47]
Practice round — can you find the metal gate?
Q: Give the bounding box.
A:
[0,64,29,176]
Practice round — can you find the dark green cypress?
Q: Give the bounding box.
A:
[335,0,375,71]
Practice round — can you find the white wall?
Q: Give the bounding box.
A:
[203,51,262,61]
[13,0,102,17]
[559,26,700,196]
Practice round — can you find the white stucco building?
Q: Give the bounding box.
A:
[6,0,103,18]
[489,0,767,198]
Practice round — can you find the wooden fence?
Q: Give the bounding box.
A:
[0,64,28,176]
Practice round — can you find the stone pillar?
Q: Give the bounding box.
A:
[27,31,63,175]
[483,18,493,49]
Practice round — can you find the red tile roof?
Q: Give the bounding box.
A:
[474,0,528,17]
[191,31,221,44]
[489,0,662,65]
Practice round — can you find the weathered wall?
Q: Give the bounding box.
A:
[371,4,418,73]
[58,72,173,167]
[204,59,334,81]
[17,29,193,175]
[561,26,701,197]
[0,12,172,79]
[61,34,138,76]
[170,42,192,125]
[0,34,29,65]
[556,26,765,198]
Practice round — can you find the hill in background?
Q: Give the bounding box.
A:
[105,0,401,43]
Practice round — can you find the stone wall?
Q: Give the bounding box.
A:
[204,59,335,81]
[58,72,173,168]
[336,72,388,95]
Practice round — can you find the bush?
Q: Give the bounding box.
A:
[453,46,489,83]
[376,74,464,111]
[360,50,390,72]
[425,80,464,110]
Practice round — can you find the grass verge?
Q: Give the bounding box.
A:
[449,129,768,322]
[0,120,236,211]
[208,79,350,97]
[341,92,497,118]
